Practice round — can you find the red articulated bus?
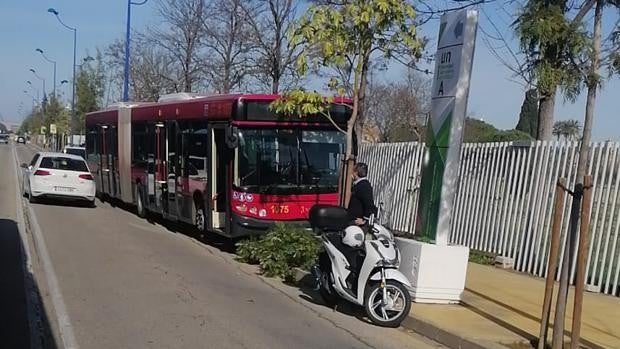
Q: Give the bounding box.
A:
[85,93,353,237]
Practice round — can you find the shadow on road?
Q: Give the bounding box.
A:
[28,197,96,209]
[97,197,374,325]
[0,219,58,349]
[295,274,370,324]
[101,197,236,254]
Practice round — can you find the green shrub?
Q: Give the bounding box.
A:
[236,236,262,264]
[236,223,320,283]
[469,250,495,265]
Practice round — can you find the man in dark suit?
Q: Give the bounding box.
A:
[347,162,376,226]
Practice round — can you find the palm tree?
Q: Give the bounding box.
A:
[552,119,582,141]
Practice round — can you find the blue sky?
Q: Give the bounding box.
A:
[1,1,618,140]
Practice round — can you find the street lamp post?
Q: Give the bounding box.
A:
[26,80,40,101]
[23,90,37,109]
[29,69,46,105]
[36,48,57,96]
[48,8,77,142]
[123,0,149,102]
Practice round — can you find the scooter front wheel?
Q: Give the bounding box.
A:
[364,280,411,327]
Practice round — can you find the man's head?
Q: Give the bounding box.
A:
[353,162,368,180]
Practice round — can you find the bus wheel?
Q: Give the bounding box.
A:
[195,203,206,233]
[136,187,147,218]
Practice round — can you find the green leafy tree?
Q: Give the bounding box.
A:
[515,0,588,140]
[464,118,533,143]
[76,55,105,134]
[552,119,581,140]
[271,0,422,204]
[45,94,70,134]
[515,88,538,138]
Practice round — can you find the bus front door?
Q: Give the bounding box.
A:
[209,126,230,232]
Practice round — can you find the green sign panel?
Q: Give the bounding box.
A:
[416,10,479,245]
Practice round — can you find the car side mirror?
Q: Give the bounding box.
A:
[20,163,28,169]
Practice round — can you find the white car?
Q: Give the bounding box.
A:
[63,146,87,159]
[22,152,96,206]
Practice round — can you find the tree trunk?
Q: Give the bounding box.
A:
[272,76,280,94]
[552,0,601,347]
[537,91,556,140]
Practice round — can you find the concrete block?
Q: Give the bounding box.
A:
[396,238,469,304]
[494,256,514,269]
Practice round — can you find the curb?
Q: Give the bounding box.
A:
[400,316,509,349]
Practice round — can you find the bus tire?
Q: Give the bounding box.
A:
[195,201,206,233]
[136,186,147,218]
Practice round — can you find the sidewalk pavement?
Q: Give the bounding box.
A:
[404,263,620,349]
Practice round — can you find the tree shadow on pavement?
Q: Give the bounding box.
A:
[0,219,58,349]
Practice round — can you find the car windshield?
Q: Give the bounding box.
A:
[65,148,86,158]
[40,157,88,172]
[236,128,345,194]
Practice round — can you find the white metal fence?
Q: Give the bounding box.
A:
[358,141,620,297]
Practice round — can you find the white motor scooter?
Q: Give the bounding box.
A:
[309,205,412,327]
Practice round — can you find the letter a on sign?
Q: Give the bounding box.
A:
[437,81,444,96]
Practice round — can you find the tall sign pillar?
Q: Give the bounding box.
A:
[396,9,478,303]
[416,9,479,245]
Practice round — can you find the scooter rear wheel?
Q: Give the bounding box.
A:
[319,271,339,307]
[364,280,411,327]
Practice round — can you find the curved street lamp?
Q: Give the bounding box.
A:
[123,0,149,102]
[26,80,40,100]
[36,48,57,96]
[77,56,96,70]
[29,69,46,103]
[23,90,37,108]
[48,7,77,138]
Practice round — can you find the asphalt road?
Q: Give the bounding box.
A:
[5,143,444,349]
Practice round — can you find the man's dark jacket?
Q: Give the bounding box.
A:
[347,178,376,221]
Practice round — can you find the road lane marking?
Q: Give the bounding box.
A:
[13,145,79,349]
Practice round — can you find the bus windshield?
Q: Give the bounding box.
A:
[236,128,345,194]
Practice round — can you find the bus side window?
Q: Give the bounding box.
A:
[86,128,97,161]
[132,122,148,167]
[183,121,209,178]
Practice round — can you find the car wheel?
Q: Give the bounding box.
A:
[28,191,38,204]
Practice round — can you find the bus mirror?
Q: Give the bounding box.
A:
[226,126,239,148]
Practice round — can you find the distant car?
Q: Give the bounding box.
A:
[22,152,96,206]
[0,134,9,144]
[16,136,26,144]
[63,146,87,159]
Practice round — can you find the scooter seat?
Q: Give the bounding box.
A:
[309,205,350,231]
